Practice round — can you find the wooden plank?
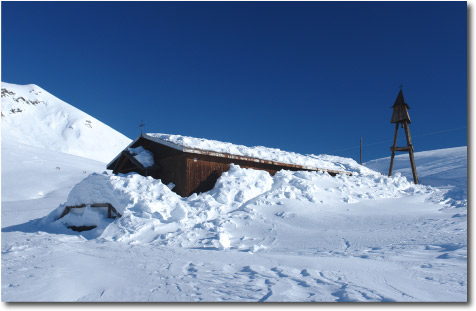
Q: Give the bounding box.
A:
[108,205,122,218]
[390,146,410,152]
[181,152,349,197]
[158,154,187,196]
[58,203,122,220]
[58,206,72,219]
[181,148,350,176]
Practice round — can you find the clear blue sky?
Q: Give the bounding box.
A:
[2,1,467,162]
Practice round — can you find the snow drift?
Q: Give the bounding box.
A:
[1,82,131,162]
[4,149,467,302]
[42,157,434,249]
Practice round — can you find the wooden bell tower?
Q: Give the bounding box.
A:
[388,88,418,184]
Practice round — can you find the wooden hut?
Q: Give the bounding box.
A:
[107,133,349,197]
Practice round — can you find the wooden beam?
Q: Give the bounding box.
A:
[390,146,410,152]
[403,122,419,184]
[122,150,146,170]
[113,153,129,174]
[57,203,122,220]
[388,123,399,176]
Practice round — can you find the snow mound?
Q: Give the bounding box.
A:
[1,82,132,162]
[145,133,372,172]
[42,164,430,249]
[128,146,154,167]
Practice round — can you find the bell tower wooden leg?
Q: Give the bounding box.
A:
[389,123,399,176]
[403,122,418,184]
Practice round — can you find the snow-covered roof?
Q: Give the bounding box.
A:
[137,133,347,173]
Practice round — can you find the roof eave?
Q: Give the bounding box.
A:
[106,136,141,168]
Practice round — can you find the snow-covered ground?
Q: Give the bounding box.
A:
[1,83,467,302]
[365,146,467,209]
[2,147,467,301]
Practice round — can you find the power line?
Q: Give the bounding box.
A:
[326,126,467,154]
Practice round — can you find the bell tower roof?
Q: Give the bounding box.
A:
[390,89,411,124]
[392,88,410,109]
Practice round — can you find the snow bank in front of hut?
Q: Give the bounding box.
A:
[145,133,372,173]
[128,146,154,167]
[41,172,184,237]
[41,163,432,246]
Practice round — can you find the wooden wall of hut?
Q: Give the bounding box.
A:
[108,136,345,197]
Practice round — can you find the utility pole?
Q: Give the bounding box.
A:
[360,137,362,165]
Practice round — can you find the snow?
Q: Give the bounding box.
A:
[1,82,132,162]
[2,153,467,301]
[1,85,467,302]
[365,146,467,208]
[1,138,106,204]
[128,146,154,167]
[143,133,369,172]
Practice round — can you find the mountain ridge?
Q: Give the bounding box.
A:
[1,82,132,163]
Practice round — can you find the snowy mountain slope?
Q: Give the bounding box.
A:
[364,146,467,188]
[364,146,467,208]
[1,137,107,226]
[1,82,132,162]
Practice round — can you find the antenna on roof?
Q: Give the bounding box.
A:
[139,120,145,137]
[399,83,403,90]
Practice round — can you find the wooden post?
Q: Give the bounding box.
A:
[403,122,418,184]
[388,123,399,176]
[360,137,362,165]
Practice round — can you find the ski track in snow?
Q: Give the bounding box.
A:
[2,228,466,302]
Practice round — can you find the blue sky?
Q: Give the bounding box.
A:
[2,1,467,162]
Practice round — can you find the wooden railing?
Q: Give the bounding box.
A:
[58,203,122,220]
